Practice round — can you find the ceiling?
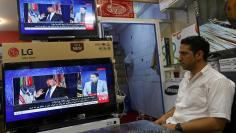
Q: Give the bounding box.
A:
[0,0,18,31]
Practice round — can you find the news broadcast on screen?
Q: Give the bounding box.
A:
[4,60,113,122]
[17,0,97,39]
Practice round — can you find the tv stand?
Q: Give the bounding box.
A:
[5,116,119,133]
[46,36,76,42]
[39,117,120,133]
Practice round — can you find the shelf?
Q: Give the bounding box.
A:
[163,64,181,71]
[163,67,176,71]
[159,0,195,12]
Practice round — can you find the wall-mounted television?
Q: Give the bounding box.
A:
[17,0,98,40]
[3,58,116,132]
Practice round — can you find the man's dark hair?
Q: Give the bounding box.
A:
[181,36,210,61]
[91,73,99,77]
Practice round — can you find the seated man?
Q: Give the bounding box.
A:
[35,78,68,100]
[155,36,235,133]
[83,73,108,96]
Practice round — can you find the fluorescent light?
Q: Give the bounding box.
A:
[0,18,6,25]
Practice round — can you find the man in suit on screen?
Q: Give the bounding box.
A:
[44,6,62,22]
[83,73,108,96]
[74,6,93,23]
[35,78,68,100]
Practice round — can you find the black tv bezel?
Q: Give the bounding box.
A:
[2,58,117,132]
[16,0,99,41]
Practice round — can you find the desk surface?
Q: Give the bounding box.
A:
[0,118,180,133]
[83,120,180,133]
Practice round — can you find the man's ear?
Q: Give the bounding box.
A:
[195,50,204,60]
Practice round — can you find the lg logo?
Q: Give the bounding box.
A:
[8,48,34,57]
[21,49,33,56]
[8,47,19,57]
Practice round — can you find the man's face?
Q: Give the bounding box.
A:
[47,79,56,87]
[90,75,98,83]
[80,7,86,14]
[179,44,197,71]
[47,7,54,13]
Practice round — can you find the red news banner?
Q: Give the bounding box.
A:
[97,0,134,18]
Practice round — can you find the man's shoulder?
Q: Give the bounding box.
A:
[54,13,62,18]
[85,81,91,85]
[86,13,93,16]
[206,67,227,80]
[206,67,235,86]
[75,12,81,17]
[54,87,67,94]
[98,80,106,83]
[56,86,66,89]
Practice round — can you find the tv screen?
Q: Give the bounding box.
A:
[3,58,116,131]
[17,0,98,40]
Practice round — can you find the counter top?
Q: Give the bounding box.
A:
[83,120,180,133]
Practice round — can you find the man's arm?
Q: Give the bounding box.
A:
[74,13,80,23]
[102,80,108,92]
[163,117,227,133]
[83,82,89,96]
[58,14,63,21]
[154,107,175,125]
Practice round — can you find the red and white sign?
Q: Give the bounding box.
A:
[97,93,109,103]
[97,0,134,18]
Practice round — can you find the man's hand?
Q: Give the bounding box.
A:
[154,107,176,125]
[40,13,46,19]
[154,116,168,125]
[36,89,44,98]
[162,124,176,130]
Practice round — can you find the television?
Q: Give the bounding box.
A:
[3,58,117,132]
[17,0,98,40]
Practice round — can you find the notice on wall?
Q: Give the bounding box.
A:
[97,0,134,18]
[219,57,236,72]
[172,24,198,64]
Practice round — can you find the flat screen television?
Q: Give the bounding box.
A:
[17,0,98,40]
[3,58,116,132]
